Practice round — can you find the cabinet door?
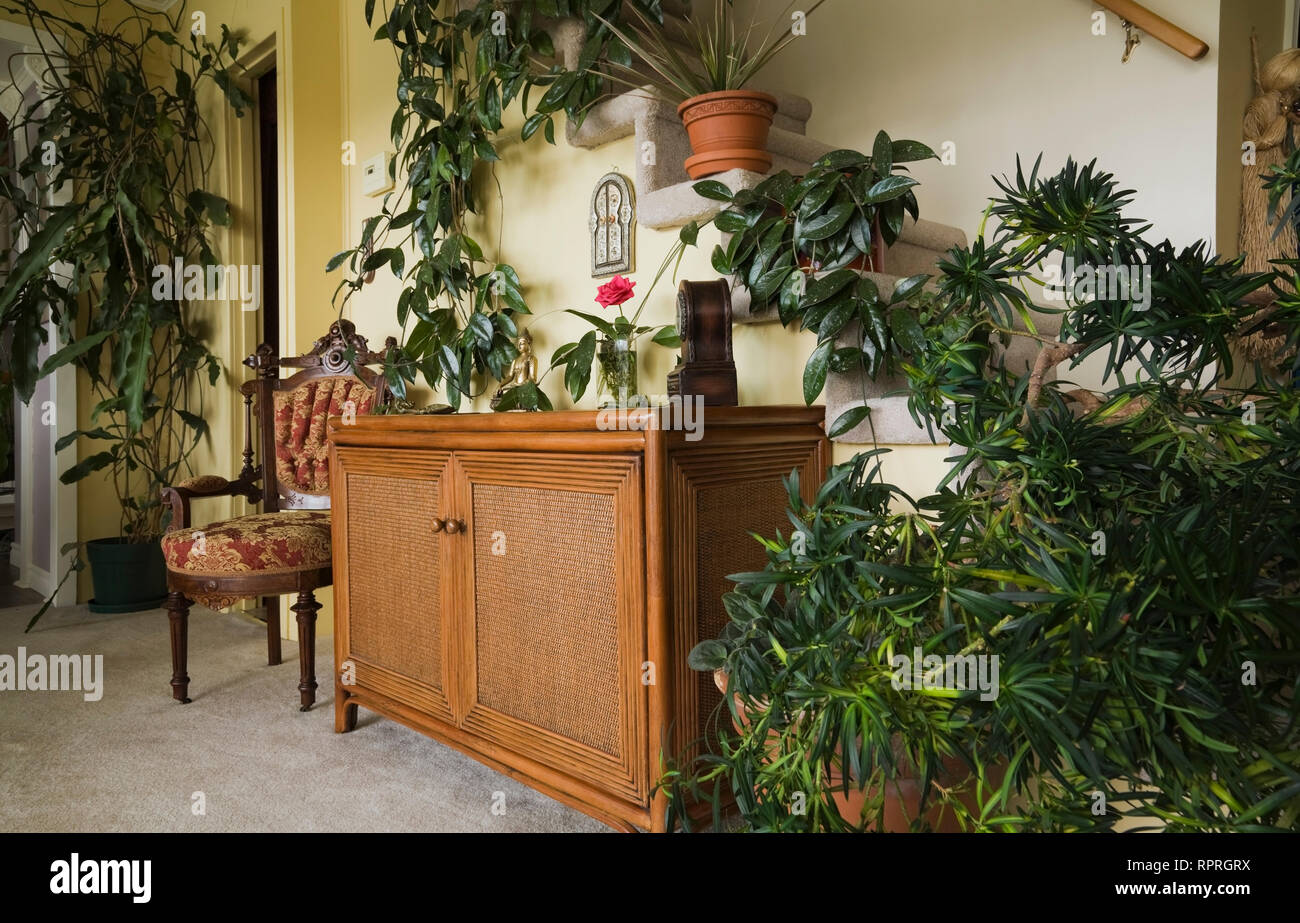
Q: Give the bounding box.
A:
[667,441,826,761]
[334,447,454,725]
[450,452,648,805]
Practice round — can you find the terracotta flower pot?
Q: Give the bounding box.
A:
[826,744,1005,833]
[714,668,1004,831]
[678,89,778,179]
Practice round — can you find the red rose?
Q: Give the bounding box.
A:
[595,275,636,308]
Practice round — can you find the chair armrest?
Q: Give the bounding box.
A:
[161,472,263,532]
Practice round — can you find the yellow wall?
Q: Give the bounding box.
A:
[748,0,1230,393]
[339,0,1248,508]
[336,3,955,498]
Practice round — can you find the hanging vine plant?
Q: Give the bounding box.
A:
[328,0,665,410]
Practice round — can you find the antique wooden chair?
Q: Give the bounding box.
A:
[160,320,393,710]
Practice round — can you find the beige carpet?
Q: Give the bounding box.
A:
[0,600,606,832]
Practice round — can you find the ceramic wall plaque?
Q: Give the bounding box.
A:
[590,172,635,278]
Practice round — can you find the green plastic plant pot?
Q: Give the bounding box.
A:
[85,538,168,613]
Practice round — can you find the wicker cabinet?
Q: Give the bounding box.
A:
[327,407,828,831]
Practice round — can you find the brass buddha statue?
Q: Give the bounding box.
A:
[490,327,539,410]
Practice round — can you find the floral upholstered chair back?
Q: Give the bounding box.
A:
[243,320,393,511]
[272,377,378,501]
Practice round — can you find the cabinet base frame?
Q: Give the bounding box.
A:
[337,685,655,833]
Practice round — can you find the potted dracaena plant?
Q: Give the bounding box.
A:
[0,0,249,624]
[663,155,1300,832]
[596,0,829,179]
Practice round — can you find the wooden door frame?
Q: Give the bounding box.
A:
[222,33,289,631]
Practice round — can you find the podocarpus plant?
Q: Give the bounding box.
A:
[666,156,1300,832]
[327,0,665,411]
[703,135,938,436]
[0,0,249,623]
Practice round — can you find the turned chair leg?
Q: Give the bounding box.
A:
[292,590,320,711]
[264,596,281,666]
[166,590,192,704]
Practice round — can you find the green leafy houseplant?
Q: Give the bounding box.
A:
[665,156,1300,832]
[327,0,665,411]
[0,0,249,622]
[703,134,939,436]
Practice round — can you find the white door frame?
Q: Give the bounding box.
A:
[2,20,78,606]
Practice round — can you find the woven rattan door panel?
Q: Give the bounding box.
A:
[454,452,648,805]
[334,447,454,724]
[668,444,824,759]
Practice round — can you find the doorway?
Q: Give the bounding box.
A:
[249,60,283,636]
[257,67,279,356]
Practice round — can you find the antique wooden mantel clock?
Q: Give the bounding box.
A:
[666,279,738,406]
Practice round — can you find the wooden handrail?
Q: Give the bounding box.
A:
[1095,0,1210,60]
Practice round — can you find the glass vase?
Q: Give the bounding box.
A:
[596,334,640,408]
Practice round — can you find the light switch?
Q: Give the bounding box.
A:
[361,153,393,196]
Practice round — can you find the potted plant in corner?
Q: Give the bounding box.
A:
[664,156,1300,832]
[597,0,829,178]
[0,0,250,623]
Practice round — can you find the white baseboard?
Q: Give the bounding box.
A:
[14,559,55,598]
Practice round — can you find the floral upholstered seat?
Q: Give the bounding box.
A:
[161,511,332,610]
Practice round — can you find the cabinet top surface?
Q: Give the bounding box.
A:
[328,404,825,442]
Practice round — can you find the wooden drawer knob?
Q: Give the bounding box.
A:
[444,519,464,535]
[431,518,445,533]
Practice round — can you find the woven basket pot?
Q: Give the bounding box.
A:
[714,668,1002,831]
[677,89,778,179]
